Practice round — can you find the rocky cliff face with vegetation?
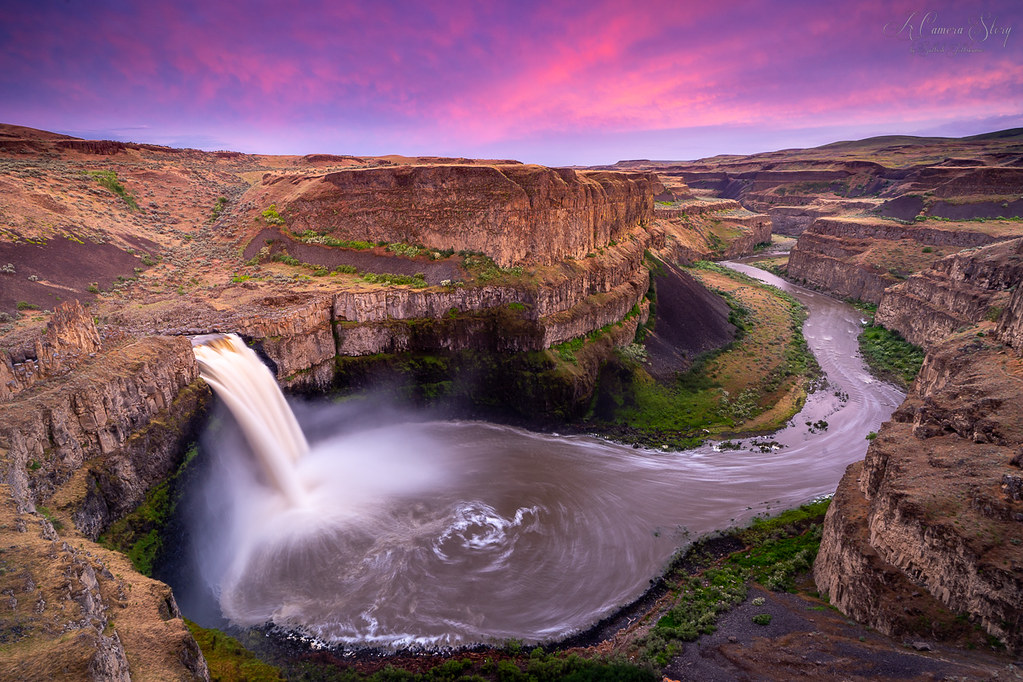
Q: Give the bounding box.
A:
[786,217,1019,304]
[614,131,1023,655]
[814,240,1023,653]
[0,302,209,679]
[256,165,660,267]
[875,238,1023,349]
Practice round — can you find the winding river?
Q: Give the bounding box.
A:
[166,262,904,649]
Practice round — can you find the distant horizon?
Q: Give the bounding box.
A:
[6,119,1019,168]
[2,1,1020,166]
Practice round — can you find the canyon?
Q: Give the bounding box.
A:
[613,130,1023,660]
[0,124,771,678]
[1,124,1021,679]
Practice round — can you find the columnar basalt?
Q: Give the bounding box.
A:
[0,300,101,400]
[256,165,661,267]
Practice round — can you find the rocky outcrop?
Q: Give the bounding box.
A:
[0,334,203,534]
[1,300,102,401]
[997,283,1023,354]
[787,246,891,303]
[815,333,1023,652]
[0,486,208,681]
[787,217,1017,304]
[257,165,660,267]
[876,238,1023,349]
[764,201,879,236]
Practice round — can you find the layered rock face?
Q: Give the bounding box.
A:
[876,238,1023,349]
[787,217,1017,304]
[815,242,1023,652]
[0,305,209,679]
[996,281,1023,354]
[259,165,660,267]
[0,317,203,535]
[0,300,101,400]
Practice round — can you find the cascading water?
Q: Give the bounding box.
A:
[175,267,904,649]
[191,334,308,506]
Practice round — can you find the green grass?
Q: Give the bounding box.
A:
[210,196,228,222]
[35,505,64,532]
[361,272,428,288]
[858,324,925,389]
[290,652,655,682]
[635,499,830,666]
[185,620,285,681]
[298,231,375,250]
[602,262,820,445]
[262,204,285,225]
[462,252,524,283]
[387,242,423,258]
[270,252,301,267]
[87,170,139,210]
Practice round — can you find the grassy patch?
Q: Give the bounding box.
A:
[387,242,423,258]
[462,252,524,284]
[87,170,139,210]
[722,498,830,591]
[262,204,285,225]
[185,620,285,681]
[291,652,655,682]
[634,499,830,666]
[298,231,375,250]
[858,324,925,389]
[604,262,820,444]
[210,196,228,222]
[361,272,428,288]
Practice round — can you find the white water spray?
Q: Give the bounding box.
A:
[192,333,308,506]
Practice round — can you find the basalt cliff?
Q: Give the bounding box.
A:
[814,250,1023,651]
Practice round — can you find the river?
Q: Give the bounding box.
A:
[166,262,905,649]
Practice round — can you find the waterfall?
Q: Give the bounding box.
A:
[191,333,308,506]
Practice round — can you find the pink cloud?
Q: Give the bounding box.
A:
[0,0,1019,162]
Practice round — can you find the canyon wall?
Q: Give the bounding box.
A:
[876,238,1023,349]
[815,243,1023,653]
[259,165,660,267]
[787,217,1017,304]
[0,304,210,680]
[0,300,101,401]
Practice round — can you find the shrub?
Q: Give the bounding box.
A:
[209,196,228,222]
[387,242,422,258]
[261,204,285,225]
[16,301,39,311]
[270,252,300,267]
[361,272,428,288]
[752,613,772,626]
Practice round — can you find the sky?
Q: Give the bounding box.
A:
[1,0,1021,165]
